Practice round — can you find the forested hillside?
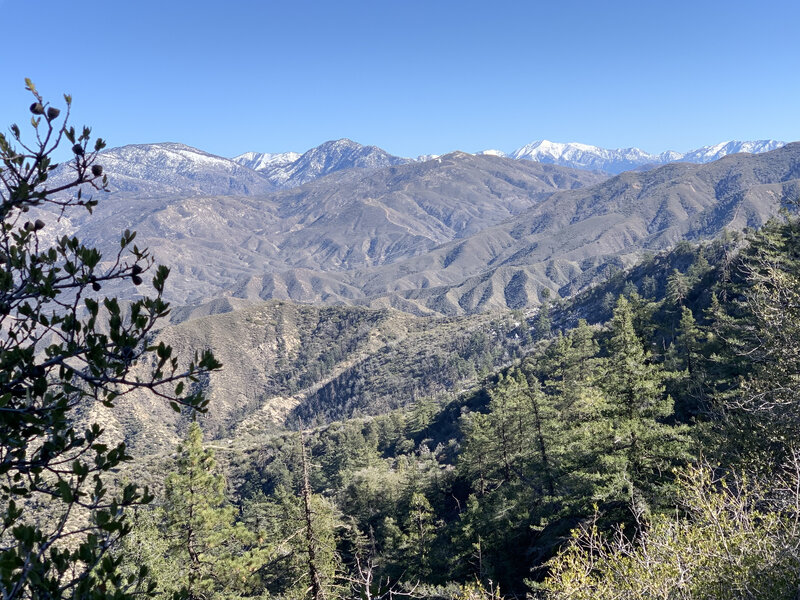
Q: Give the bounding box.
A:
[118,212,800,599]
[92,302,533,454]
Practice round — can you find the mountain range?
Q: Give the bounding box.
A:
[50,137,784,200]
[234,138,786,185]
[506,139,785,174]
[40,138,800,317]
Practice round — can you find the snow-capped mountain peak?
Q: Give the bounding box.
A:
[681,140,785,163]
[249,139,412,188]
[507,139,786,174]
[509,140,654,173]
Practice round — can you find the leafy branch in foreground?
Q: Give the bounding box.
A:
[0,80,221,600]
[539,459,800,599]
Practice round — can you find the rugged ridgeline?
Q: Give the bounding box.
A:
[41,141,799,315]
[355,142,800,313]
[236,139,786,180]
[188,143,800,313]
[234,138,412,187]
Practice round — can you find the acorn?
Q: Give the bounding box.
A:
[91,164,103,177]
[34,219,45,231]
[46,107,60,120]
[131,275,143,286]
[72,144,84,156]
[29,103,44,115]
[92,281,101,292]
[23,221,34,231]
[131,264,143,275]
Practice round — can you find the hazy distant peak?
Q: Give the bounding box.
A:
[508,139,786,174]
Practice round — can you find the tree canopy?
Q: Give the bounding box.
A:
[0,80,220,600]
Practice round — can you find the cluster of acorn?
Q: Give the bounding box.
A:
[131,264,144,286]
[87,265,144,293]
[29,101,104,179]
[29,102,59,121]
[23,219,46,232]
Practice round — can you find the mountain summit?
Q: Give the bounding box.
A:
[234,139,411,188]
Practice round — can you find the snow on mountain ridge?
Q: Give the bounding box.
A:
[681,140,785,163]
[506,139,785,174]
[233,151,301,172]
[270,138,413,187]
[50,142,275,197]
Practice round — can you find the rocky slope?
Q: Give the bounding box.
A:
[228,143,800,313]
[93,301,529,452]
[40,140,800,315]
[47,152,606,306]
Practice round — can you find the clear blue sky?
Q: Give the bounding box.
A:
[1,0,798,158]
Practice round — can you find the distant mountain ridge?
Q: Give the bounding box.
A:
[56,152,607,306]
[52,142,276,197]
[234,139,787,186]
[41,141,800,316]
[506,139,785,174]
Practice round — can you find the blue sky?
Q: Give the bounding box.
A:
[1,0,798,159]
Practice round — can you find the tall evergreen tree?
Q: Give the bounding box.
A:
[160,422,263,600]
[597,296,690,514]
[708,217,800,468]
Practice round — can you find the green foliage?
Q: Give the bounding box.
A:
[162,423,263,599]
[0,82,220,600]
[595,296,690,511]
[289,310,530,426]
[122,424,267,600]
[706,218,800,468]
[209,218,800,597]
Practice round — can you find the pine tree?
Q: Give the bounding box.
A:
[597,296,690,513]
[160,422,262,600]
[666,269,689,307]
[459,411,493,497]
[401,492,436,580]
[666,306,707,418]
[708,217,800,468]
